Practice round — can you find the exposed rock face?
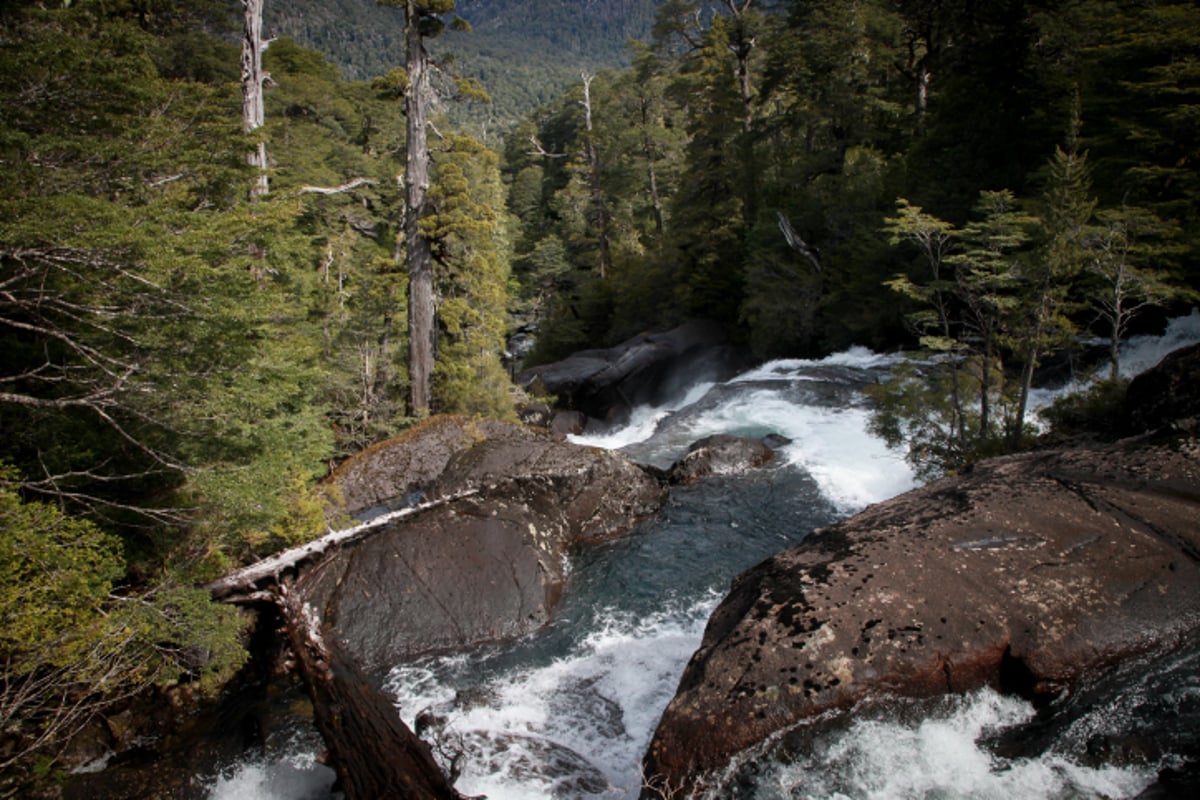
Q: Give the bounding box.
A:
[328,416,541,516]
[307,419,665,672]
[516,320,747,422]
[667,434,776,486]
[1124,343,1200,435]
[550,410,587,438]
[643,435,1200,796]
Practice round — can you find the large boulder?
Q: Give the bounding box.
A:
[327,416,542,516]
[516,320,747,422]
[1123,343,1200,435]
[304,420,666,673]
[666,434,776,486]
[643,435,1200,797]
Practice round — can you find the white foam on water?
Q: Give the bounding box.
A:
[203,322,1199,800]
[731,346,904,383]
[206,751,336,800]
[1119,307,1200,377]
[571,347,917,512]
[568,380,716,450]
[669,388,915,513]
[749,688,1157,800]
[1029,309,1200,415]
[384,594,721,800]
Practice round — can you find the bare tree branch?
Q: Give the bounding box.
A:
[527,134,567,159]
[299,178,380,195]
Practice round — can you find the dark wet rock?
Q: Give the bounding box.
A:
[63,674,328,800]
[1123,343,1200,435]
[550,410,587,438]
[643,435,1200,797]
[667,434,775,486]
[303,422,666,671]
[516,320,748,422]
[460,730,610,797]
[761,433,793,450]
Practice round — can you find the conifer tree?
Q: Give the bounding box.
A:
[424,135,513,415]
[1010,137,1093,444]
[948,190,1034,442]
[379,0,458,416]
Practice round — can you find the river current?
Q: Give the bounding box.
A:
[208,311,1200,800]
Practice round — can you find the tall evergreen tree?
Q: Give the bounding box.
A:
[379,0,457,416]
[425,134,513,415]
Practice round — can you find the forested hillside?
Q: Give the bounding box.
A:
[0,2,510,789]
[505,0,1199,471]
[0,0,1197,793]
[265,0,663,132]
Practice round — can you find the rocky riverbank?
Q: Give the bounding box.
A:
[642,346,1200,797]
[301,416,666,672]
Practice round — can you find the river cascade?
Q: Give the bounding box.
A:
[208,311,1200,800]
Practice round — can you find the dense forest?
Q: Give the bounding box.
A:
[0,0,1197,792]
[265,0,664,133]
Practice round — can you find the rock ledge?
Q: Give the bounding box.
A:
[644,434,1200,796]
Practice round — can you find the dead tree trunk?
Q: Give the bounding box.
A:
[579,73,612,279]
[205,492,486,799]
[205,490,479,603]
[280,580,460,800]
[241,0,269,198]
[404,0,436,417]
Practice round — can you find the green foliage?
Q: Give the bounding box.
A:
[261,1,661,136]
[866,357,1008,479]
[0,4,512,779]
[1081,204,1193,378]
[875,189,1042,471]
[257,0,1200,368]
[0,480,124,671]
[3,4,1199,781]
[1040,377,1129,442]
[0,480,248,774]
[426,135,515,416]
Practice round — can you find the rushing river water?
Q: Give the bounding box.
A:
[208,311,1200,800]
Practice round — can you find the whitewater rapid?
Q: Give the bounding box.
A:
[206,313,1200,800]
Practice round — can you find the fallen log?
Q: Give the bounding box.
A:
[202,493,481,800]
[205,489,479,603]
[280,579,462,800]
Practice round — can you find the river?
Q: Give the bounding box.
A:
[208,311,1200,800]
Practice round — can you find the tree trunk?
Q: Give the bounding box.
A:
[725,3,757,224]
[978,334,993,441]
[580,73,612,279]
[280,583,460,800]
[639,96,665,235]
[405,1,436,416]
[241,0,269,198]
[1013,345,1038,448]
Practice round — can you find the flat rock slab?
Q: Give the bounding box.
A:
[304,423,665,672]
[328,416,541,516]
[644,435,1200,796]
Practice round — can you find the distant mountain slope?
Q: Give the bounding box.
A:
[264,0,661,131]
